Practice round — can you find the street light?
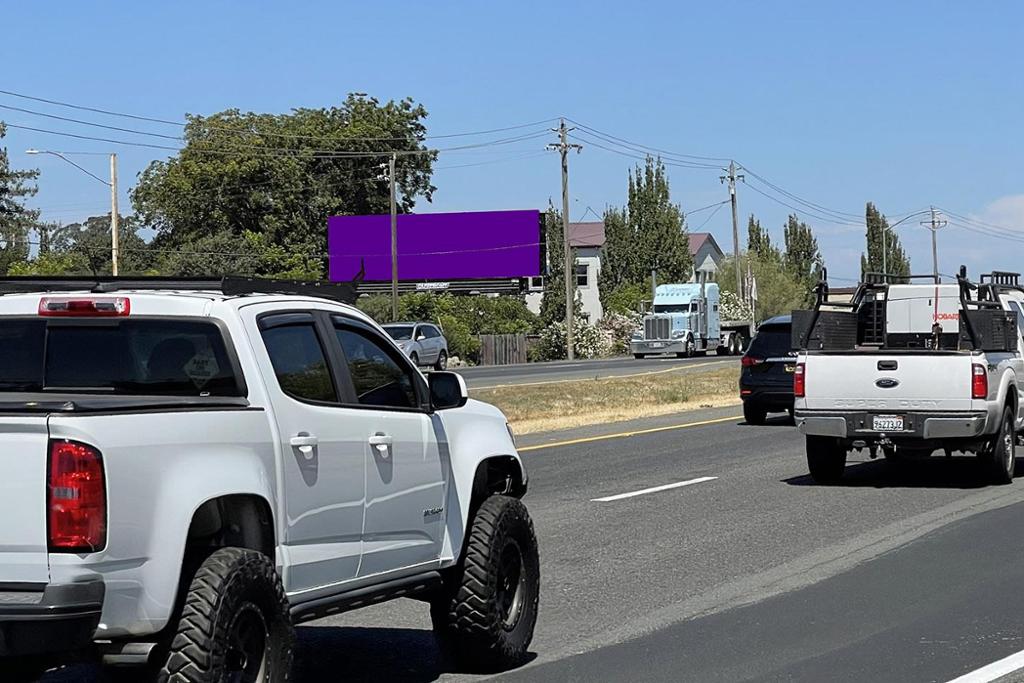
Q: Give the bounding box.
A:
[26,149,120,276]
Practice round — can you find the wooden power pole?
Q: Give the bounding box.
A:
[548,120,582,360]
[721,161,744,299]
[110,153,119,276]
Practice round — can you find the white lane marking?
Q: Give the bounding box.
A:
[946,649,1024,683]
[591,476,717,502]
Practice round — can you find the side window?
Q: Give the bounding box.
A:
[424,325,440,339]
[575,263,589,288]
[335,325,419,409]
[260,319,337,403]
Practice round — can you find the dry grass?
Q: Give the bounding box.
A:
[473,365,741,434]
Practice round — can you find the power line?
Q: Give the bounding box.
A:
[0,88,558,144]
[691,201,727,231]
[564,118,732,164]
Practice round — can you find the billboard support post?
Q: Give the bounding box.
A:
[389,153,398,321]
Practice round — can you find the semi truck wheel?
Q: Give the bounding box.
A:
[158,547,294,683]
[431,495,539,673]
[982,407,1016,485]
[806,435,847,484]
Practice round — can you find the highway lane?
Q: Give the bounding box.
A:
[294,409,1024,683]
[456,353,738,389]
[42,409,1024,682]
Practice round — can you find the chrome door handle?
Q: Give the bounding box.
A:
[368,433,393,456]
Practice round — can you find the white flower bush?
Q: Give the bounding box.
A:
[598,311,643,356]
[719,290,752,321]
[533,320,610,360]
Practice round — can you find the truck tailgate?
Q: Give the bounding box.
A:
[0,417,50,583]
[803,353,974,412]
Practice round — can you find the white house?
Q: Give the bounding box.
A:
[526,223,726,322]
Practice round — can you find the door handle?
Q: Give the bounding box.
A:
[290,434,319,448]
[290,434,319,459]
[368,433,393,456]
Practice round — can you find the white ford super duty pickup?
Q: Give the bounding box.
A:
[794,269,1024,485]
[0,277,538,682]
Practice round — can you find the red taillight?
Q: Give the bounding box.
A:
[39,297,130,317]
[48,440,106,552]
[741,355,764,368]
[972,364,988,400]
[794,362,806,397]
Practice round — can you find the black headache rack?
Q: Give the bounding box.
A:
[0,275,360,306]
[791,266,1019,353]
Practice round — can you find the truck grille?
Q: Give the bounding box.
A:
[645,317,670,340]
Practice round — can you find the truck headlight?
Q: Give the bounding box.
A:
[672,330,685,339]
[631,330,643,340]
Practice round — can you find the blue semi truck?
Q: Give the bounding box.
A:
[629,283,751,358]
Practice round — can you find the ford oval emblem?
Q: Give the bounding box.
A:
[875,377,900,389]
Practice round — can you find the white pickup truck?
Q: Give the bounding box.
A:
[0,277,538,682]
[794,270,1024,485]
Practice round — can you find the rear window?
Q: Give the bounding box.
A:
[0,319,242,396]
[747,325,792,358]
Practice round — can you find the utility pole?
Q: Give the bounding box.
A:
[720,161,744,300]
[110,153,119,276]
[389,152,398,321]
[547,119,582,360]
[921,206,947,282]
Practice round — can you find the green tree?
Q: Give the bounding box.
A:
[718,253,806,321]
[66,214,152,275]
[0,123,39,273]
[598,156,692,310]
[860,202,910,279]
[747,214,779,263]
[132,94,436,269]
[782,214,824,303]
[539,204,571,326]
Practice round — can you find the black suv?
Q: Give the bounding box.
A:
[739,315,795,425]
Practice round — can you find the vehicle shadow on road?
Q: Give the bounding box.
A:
[293,626,537,682]
[740,415,795,427]
[782,458,993,489]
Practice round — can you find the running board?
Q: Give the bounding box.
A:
[289,571,442,624]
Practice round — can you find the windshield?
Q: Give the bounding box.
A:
[747,325,792,358]
[653,303,695,313]
[0,319,242,396]
[383,325,414,341]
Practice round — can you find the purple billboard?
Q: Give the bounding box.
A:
[328,209,542,282]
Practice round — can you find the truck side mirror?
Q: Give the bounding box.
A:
[429,372,468,410]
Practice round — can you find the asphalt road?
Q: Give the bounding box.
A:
[41,407,1024,682]
[456,353,738,389]
[295,408,1024,683]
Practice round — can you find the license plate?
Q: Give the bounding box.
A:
[650,342,664,348]
[784,364,795,373]
[872,415,904,432]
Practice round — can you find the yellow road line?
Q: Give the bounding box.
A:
[517,414,742,452]
[473,359,732,392]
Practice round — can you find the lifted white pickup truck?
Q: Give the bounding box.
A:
[794,270,1024,485]
[0,277,538,682]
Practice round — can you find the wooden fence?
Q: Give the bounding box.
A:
[478,334,528,366]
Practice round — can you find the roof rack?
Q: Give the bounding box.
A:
[0,276,359,305]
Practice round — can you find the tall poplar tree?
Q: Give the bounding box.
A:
[860,202,910,278]
[0,123,39,274]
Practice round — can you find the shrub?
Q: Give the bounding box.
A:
[603,282,650,315]
[531,320,609,361]
[598,311,643,356]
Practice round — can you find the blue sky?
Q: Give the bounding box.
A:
[1,0,1021,282]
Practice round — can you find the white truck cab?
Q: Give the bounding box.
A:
[0,277,538,682]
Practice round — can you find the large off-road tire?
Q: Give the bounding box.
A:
[431,495,539,673]
[806,435,847,484]
[982,407,1016,485]
[743,401,767,425]
[158,547,294,683]
[434,350,448,371]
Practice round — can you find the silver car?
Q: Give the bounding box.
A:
[383,321,449,370]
